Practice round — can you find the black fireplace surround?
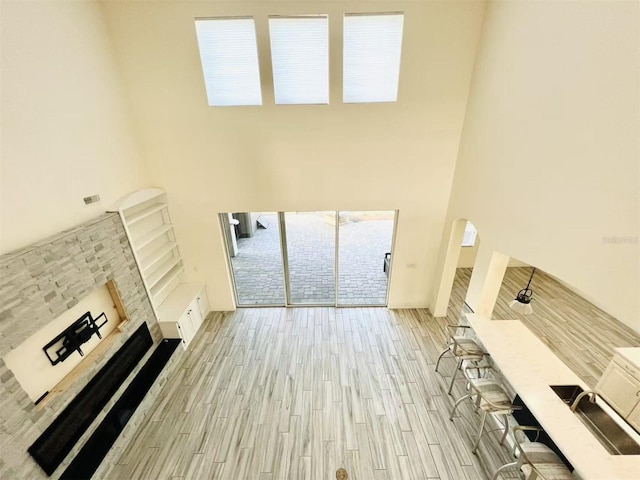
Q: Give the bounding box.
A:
[61,337,179,479]
[28,323,153,476]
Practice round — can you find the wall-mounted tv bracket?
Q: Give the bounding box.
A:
[43,312,108,366]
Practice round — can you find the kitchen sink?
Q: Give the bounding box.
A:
[550,384,585,405]
[550,385,640,455]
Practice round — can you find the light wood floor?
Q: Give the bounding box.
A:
[109,306,519,480]
[107,268,640,480]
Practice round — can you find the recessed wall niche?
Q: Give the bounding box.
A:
[3,281,127,404]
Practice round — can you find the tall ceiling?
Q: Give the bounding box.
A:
[98,0,487,310]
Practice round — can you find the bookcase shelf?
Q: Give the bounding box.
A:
[125,202,168,225]
[151,264,184,299]
[134,224,173,250]
[147,256,182,289]
[141,242,178,272]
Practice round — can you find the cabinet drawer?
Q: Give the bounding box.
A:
[597,360,640,417]
[613,355,640,381]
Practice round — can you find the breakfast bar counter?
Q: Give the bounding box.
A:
[467,314,640,480]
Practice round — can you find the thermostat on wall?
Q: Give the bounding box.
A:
[83,194,101,205]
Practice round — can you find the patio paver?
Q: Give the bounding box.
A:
[229,212,393,305]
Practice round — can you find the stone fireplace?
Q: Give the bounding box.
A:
[0,213,181,478]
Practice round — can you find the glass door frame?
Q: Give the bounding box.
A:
[279,211,339,306]
[335,210,397,307]
[220,210,398,308]
[219,212,288,308]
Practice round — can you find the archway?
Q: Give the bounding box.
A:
[431,218,479,317]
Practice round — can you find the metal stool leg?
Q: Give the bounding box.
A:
[447,358,463,395]
[473,389,481,413]
[500,414,509,445]
[472,360,482,379]
[491,461,518,480]
[435,348,449,372]
[449,393,470,420]
[472,411,487,453]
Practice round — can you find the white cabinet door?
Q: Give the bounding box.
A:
[196,289,210,321]
[627,400,640,432]
[187,301,204,333]
[177,310,195,347]
[597,361,640,417]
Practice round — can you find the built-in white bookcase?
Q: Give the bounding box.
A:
[109,188,209,348]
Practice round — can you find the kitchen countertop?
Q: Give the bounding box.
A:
[467,314,640,480]
[614,347,640,369]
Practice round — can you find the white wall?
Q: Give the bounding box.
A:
[0,0,149,254]
[457,243,526,269]
[102,1,486,310]
[458,243,480,268]
[440,1,639,330]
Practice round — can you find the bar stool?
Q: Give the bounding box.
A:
[449,365,520,454]
[492,426,573,480]
[435,324,487,394]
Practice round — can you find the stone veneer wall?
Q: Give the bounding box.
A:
[0,213,179,478]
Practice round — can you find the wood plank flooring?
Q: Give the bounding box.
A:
[105,267,639,479]
[106,306,518,480]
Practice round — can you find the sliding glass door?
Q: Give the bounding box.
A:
[283,211,336,305]
[225,212,286,305]
[337,211,395,306]
[223,210,395,306]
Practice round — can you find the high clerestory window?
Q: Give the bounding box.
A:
[343,13,404,103]
[269,15,329,105]
[194,17,263,106]
[194,13,404,106]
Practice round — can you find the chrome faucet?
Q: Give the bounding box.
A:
[570,389,598,412]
